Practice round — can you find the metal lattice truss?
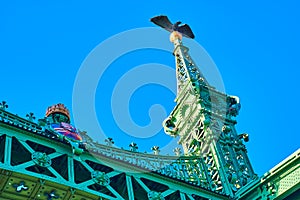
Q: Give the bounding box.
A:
[162,36,258,197]
[0,110,229,200]
[236,148,300,199]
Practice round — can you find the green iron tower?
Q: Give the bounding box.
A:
[162,30,257,197]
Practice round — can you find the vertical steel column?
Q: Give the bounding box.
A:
[4,136,12,166]
[126,175,134,200]
[68,156,74,183]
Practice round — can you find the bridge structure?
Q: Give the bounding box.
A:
[0,18,299,200]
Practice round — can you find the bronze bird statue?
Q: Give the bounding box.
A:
[150,15,195,39]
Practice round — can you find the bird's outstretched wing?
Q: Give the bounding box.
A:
[177,24,195,39]
[150,15,173,32]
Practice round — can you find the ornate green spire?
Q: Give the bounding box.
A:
[163,30,257,195]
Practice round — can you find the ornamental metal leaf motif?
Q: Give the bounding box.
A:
[129,142,138,152]
[151,146,160,155]
[44,190,59,200]
[148,191,165,200]
[173,147,182,156]
[12,181,28,192]
[91,171,110,186]
[26,112,36,122]
[104,137,114,146]
[0,101,8,110]
[32,152,51,167]
[258,182,277,200]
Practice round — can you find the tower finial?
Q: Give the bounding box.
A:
[169,31,182,43]
[150,15,195,40]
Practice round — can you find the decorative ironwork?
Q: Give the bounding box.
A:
[104,137,114,146]
[26,112,36,122]
[129,142,138,152]
[157,18,258,196]
[173,147,182,156]
[44,190,59,200]
[237,133,249,142]
[91,171,110,186]
[222,125,231,133]
[0,16,298,200]
[226,96,241,117]
[0,109,43,133]
[148,191,165,200]
[258,182,277,200]
[12,181,28,192]
[163,116,178,136]
[46,103,70,122]
[151,146,160,155]
[0,101,253,196]
[32,152,51,167]
[0,101,8,110]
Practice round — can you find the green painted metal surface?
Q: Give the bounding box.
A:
[0,29,299,200]
[0,107,230,199]
[163,33,257,197]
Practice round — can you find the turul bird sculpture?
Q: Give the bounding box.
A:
[150,15,195,39]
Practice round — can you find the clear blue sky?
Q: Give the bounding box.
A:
[1,1,299,176]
